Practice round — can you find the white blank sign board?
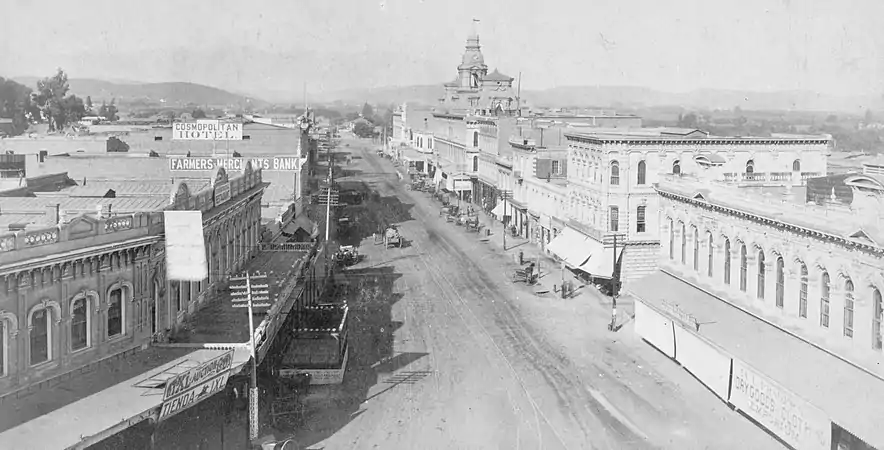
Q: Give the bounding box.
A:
[163,211,208,281]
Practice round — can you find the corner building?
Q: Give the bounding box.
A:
[629,170,883,450]
[0,162,264,397]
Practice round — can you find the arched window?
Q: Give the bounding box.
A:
[610,161,620,186]
[71,296,90,351]
[30,307,52,366]
[707,232,714,277]
[820,271,831,328]
[672,160,681,175]
[609,206,619,232]
[668,219,675,260]
[723,239,731,285]
[799,263,808,318]
[844,280,854,338]
[171,281,181,312]
[792,159,801,172]
[873,289,883,350]
[637,160,647,185]
[692,226,699,271]
[473,131,479,147]
[739,244,748,292]
[775,257,785,308]
[745,160,755,174]
[757,250,766,299]
[0,319,6,377]
[680,222,686,264]
[108,288,124,337]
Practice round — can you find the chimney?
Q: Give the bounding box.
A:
[46,204,60,225]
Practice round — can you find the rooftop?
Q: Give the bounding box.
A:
[566,127,831,143]
[656,175,883,248]
[45,179,212,198]
[171,249,311,344]
[0,196,170,214]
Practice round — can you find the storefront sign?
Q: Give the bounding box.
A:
[214,181,231,206]
[159,372,230,421]
[163,350,234,400]
[729,359,830,450]
[454,179,471,191]
[660,299,700,331]
[169,156,303,172]
[173,121,242,140]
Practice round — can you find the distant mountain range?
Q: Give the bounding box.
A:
[12,77,265,108]
[10,76,883,113]
[314,84,884,113]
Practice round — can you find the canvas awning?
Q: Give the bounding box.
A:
[490,201,515,218]
[546,227,594,267]
[577,241,624,279]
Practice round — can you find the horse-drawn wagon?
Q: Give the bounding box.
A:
[383,226,402,248]
[512,264,538,285]
[333,245,359,267]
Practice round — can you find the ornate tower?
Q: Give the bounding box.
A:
[457,20,488,90]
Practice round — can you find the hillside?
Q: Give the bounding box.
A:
[315,84,884,113]
[12,77,266,108]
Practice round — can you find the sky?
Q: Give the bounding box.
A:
[1,0,882,100]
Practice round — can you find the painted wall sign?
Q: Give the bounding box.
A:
[729,359,830,450]
[214,182,231,206]
[169,156,303,172]
[172,121,242,140]
[163,350,234,400]
[159,372,230,422]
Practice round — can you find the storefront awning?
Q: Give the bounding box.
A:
[577,242,624,279]
[546,227,593,267]
[490,203,505,217]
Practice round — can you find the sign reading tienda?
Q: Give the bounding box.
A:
[169,156,304,172]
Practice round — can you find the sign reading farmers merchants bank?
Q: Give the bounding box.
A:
[173,121,243,140]
[169,156,304,172]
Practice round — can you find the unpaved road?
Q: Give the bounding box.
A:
[290,137,782,450]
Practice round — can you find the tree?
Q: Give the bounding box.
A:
[361,102,373,119]
[677,112,699,128]
[192,108,207,119]
[32,68,87,131]
[106,136,130,152]
[353,120,375,138]
[86,96,93,113]
[0,77,39,136]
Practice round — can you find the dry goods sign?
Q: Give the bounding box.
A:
[159,350,234,421]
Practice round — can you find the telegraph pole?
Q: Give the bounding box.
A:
[499,190,513,250]
[230,273,271,442]
[317,169,339,277]
[604,233,625,331]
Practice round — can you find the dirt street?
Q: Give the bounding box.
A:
[283,137,782,450]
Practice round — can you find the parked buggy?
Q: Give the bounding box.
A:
[512,264,538,285]
[333,245,359,267]
[465,216,481,232]
[384,226,402,248]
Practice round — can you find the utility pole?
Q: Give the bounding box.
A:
[605,233,625,331]
[499,190,513,250]
[230,273,271,442]
[317,168,339,277]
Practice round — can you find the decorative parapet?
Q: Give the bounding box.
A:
[0,212,151,254]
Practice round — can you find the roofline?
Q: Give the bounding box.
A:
[655,184,881,254]
[565,132,831,146]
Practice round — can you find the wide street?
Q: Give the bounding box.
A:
[280,136,783,450]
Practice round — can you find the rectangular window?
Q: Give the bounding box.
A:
[636,206,646,233]
[242,135,251,140]
[0,321,5,377]
[30,309,50,366]
[799,277,808,318]
[108,289,123,337]
[844,294,855,338]
[692,229,699,271]
[71,299,89,351]
[609,206,619,232]
[552,160,561,175]
[154,136,163,141]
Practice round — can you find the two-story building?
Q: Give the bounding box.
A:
[0,162,264,398]
[549,128,830,284]
[629,172,882,450]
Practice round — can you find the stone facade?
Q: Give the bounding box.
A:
[657,174,884,374]
[0,163,264,397]
[564,130,832,282]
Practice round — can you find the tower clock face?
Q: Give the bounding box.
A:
[473,54,480,61]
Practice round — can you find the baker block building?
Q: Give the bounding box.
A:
[647,170,883,449]
[561,129,830,282]
[0,162,264,397]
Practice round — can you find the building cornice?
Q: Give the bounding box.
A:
[656,187,882,254]
[565,134,831,147]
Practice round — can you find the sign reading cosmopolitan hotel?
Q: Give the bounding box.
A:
[173,121,243,140]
